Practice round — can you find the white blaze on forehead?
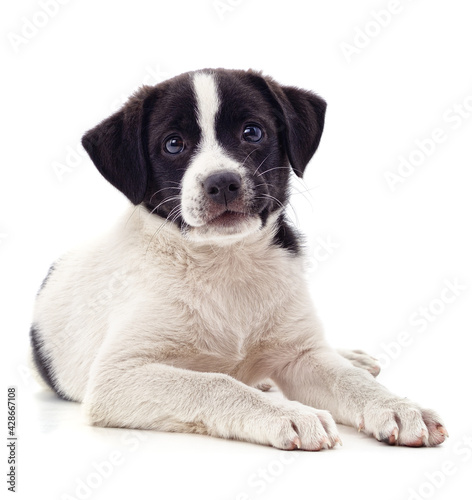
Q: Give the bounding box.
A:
[192,72,220,145]
[182,71,248,232]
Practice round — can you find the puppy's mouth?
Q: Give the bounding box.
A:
[206,210,252,228]
[180,177,270,241]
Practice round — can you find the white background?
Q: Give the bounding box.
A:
[2,1,472,499]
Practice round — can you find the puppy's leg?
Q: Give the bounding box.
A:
[83,334,340,451]
[272,322,447,447]
[254,347,382,392]
[337,348,381,377]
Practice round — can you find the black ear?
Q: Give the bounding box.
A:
[276,85,327,177]
[248,72,327,177]
[81,86,157,205]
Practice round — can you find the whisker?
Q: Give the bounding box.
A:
[288,178,319,214]
[149,186,181,204]
[124,204,142,228]
[286,200,300,227]
[254,152,275,176]
[290,185,319,197]
[169,208,183,226]
[242,148,259,167]
[145,205,181,255]
[289,187,312,207]
[147,196,181,218]
[256,193,285,210]
[252,182,277,191]
[257,165,292,177]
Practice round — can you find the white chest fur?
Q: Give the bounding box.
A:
[32,206,305,398]
[135,207,302,359]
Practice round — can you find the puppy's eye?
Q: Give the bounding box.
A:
[242,124,263,143]
[164,136,185,154]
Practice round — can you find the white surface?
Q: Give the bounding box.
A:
[2,1,472,499]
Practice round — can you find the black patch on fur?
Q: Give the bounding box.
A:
[82,86,160,205]
[38,263,55,294]
[30,325,72,401]
[242,70,327,178]
[259,207,270,227]
[213,69,289,219]
[144,72,201,224]
[272,215,300,254]
[82,68,326,231]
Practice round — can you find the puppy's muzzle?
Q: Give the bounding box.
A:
[203,171,242,206]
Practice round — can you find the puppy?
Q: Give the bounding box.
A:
[30,68,448,450]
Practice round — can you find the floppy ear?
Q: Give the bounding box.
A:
[247,72,327,177]
[276,85,327,177]
[81,86,157,205]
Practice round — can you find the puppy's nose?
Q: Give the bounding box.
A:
[203,171,241,205]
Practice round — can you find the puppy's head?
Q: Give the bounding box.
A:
[82,69,326,244]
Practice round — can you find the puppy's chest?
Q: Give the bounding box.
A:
[177,249,298,354]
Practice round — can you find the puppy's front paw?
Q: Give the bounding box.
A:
[262,400,341,451]
[359,399,448,447]
[254,379,274,392]
[337,348,381,377]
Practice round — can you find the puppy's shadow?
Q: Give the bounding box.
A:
[32,389,82,434]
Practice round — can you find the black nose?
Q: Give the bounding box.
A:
[203,171,242,205]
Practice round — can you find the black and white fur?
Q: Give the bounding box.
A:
[30,69,447,450]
